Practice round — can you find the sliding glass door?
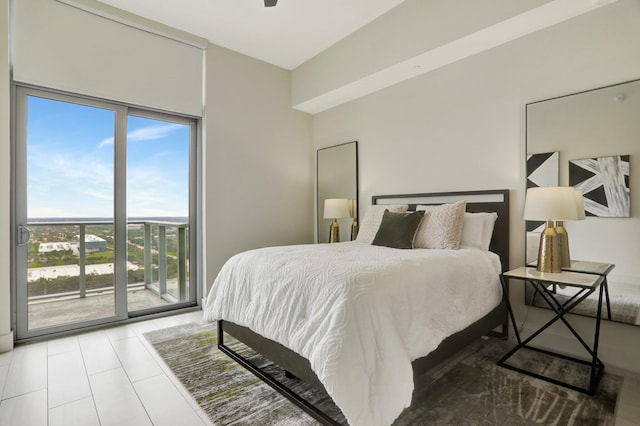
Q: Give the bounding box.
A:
[125,114,194,313]
[13,87,198,339]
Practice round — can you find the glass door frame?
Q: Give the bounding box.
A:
[12,85,200,340]
[125,108,200,319]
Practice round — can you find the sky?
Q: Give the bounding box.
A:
[26,95,190,219]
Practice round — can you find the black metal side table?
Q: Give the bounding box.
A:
[498,266,608,395]
[528,260,615,320]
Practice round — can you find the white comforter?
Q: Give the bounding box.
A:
[203,242,502,426]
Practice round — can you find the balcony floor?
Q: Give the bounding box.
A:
[28,287,170,330]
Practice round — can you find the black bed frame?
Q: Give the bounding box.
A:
[218,189,510,425]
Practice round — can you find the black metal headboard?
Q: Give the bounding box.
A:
[372,189,510,272]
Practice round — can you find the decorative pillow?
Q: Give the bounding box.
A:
[460,212,498,250]
[414,200,466,249]
[372,210,426,249]
[479,212,498,251]
[355,204,409,244]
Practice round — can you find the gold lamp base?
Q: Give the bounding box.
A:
[350,219,358,241]
[537,220,561,273]
[555,220,571,268]
[329,219,340,243]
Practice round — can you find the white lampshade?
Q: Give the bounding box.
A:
[524,187,581,221]
[324,198,351,219]
[574,189,586,220]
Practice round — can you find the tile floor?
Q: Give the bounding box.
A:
[0,309,638,425]
[0,310,212,426]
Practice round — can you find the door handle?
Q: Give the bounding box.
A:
[17,225,31,246]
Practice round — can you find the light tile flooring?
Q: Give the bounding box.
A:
[0,310,212,426]
[0,309,638,425]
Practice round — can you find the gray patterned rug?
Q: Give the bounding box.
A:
[143,322,622,425]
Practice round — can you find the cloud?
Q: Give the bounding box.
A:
[98,137,114,149]
[128,123,183,141]
[97,123,184,149]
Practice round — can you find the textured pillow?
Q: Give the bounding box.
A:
[460,212,498,250]
[355,204,409,243]
[414,200,466,249]
[372,210,426,249]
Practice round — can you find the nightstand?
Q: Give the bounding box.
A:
[527,260,614,320]
[498,266,610,395]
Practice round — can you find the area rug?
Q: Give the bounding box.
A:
[143,322,622,425]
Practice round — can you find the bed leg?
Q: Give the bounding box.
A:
[284,370,298,379]
[217,320,224,346]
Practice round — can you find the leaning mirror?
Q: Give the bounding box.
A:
[317,141,358,244]
[525,79,640,325]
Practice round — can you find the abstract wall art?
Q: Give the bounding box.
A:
[569,155,630,217]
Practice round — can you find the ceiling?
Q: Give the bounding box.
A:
[87,0,619,113]
[94,0,406,70]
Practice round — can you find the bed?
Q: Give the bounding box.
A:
[204,189,510,425]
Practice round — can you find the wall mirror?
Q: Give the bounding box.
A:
[317,141,358,243]
[525,78,640,326]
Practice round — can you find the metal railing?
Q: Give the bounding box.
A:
[26,219,189,304]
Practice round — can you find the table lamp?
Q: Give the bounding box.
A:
[524,187,581,272]
[555,189,586,268]
[324,198,351,243]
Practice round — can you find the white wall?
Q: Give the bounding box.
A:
[312,0,640,373]
[0,0,12,352]
[204,44,314,292]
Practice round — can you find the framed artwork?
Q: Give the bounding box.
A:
[526,152,559,232]
[569,155,630,217]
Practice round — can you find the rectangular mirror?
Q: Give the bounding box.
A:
[317,142,358,244]
[526,79,640,325]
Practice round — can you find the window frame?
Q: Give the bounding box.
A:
[11,84,202,340]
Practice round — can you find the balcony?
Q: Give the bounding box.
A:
[25,219,189,331]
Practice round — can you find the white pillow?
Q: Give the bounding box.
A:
[355,204,409,244]
[460,212,498,250]
[414,201,466,249]
[460,213,485,250]
[479,212,498,251]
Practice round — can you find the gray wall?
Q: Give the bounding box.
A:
[204,44,314,293]
[311,0,640,373]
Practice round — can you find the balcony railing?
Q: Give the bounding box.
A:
[26,219,189,306]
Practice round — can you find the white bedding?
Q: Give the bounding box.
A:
[203,242,503,426]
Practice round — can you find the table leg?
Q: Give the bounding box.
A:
[603,278,612,320]
[590,282,605,394]
[500,275,521,345]
[497,279,605,395]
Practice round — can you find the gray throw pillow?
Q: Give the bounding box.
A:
[371,210,425,249]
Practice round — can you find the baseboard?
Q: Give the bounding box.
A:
[0,330,14,353]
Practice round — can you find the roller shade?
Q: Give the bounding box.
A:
[12,0,204,117]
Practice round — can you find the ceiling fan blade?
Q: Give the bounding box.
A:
[265,0,277,6]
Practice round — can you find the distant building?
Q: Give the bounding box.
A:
[38,234,107,254]
[84,234,107,251]
[38,242,72,253]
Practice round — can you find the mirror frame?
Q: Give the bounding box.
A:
[525,78,639,325]
[316,141,359,244]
